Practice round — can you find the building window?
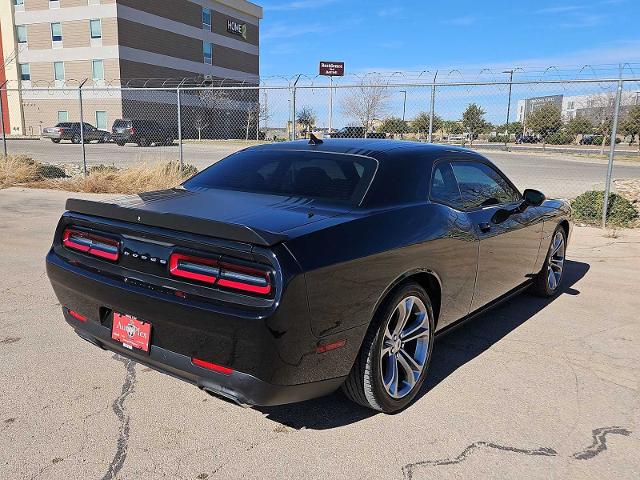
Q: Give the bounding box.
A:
[90,19,102,39]
[49,0,61,9]
[19,63,30,81]
[14,0,24,5]
[203,42,213,65]
[202,8,212,31]
[51,22,63,42]
[16,25,27,44]
[92,59,104,80]
[568,101,575,110]
[95,111,107,130]
[54,61,65,81]
[58,111,69,123]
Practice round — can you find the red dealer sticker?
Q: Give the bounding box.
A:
[111,312,152,353]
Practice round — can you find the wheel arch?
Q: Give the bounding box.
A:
[374,269,442,328]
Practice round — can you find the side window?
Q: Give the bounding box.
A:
[430,162,463,209]
[450,161,521,209]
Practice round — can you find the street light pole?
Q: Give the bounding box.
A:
[0,81,7,158]
[503,69,514,147]
[400,90,407,139]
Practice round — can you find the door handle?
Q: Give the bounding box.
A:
[478,222,491,233]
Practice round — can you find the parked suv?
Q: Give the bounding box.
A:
[111,119,175,147]
[42,122,111,144]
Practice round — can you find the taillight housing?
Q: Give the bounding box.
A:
[129,127,136,135]
[62,228,120,261]
[168,252,272,295]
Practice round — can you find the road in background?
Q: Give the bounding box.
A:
[5,138,640,198]
[1,187,639,480]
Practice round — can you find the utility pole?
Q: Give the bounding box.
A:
[503,69,514,147]
[428,71,438,143]
[0,81,7,158]
[400,90,407,139]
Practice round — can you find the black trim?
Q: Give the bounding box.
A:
[65,198,288,247]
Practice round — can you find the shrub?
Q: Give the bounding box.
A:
[162,161,199,179]
[88,164,119,174]
[37,164,67,178]
[545,132,575,145]
[571,190,638,226]
[0,155,42,187]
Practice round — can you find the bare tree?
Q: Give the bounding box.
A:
[341,77,390,136]
[581,91,618,155]
[193,115,208,141]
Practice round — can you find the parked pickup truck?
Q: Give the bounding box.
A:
[324,127,386,139]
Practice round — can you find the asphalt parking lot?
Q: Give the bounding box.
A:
[4,138,640,198]
[1,187,639,479]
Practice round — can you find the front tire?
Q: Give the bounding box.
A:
[531,225,567,297]
[51,139,61,144]
[138,137,149,147]
[342,282,434,413]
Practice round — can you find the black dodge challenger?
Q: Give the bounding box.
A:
[46,139,571,413]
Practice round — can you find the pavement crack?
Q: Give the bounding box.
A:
[101,354,137,480]
[402,442,557,479]
[571,426,631,460]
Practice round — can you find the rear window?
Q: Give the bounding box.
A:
[113,120,131,128]
[56,122,73,128]
[184,150,378,205]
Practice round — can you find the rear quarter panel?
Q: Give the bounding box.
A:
[284,203,479,339]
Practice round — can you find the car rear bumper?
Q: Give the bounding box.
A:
[64,309,345,406]
[42,132,63,139]
[111,133,132,142]
[46,250,352,406]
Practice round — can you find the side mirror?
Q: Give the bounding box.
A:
[523,189,545,207]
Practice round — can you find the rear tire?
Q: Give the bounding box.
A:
[531,225,567,297]
[342,282,434,413]
[116,141,126,147]
[71,134,81,144]
[138,137,149,147]
[51,139,61,144]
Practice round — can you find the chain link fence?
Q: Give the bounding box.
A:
[2,76,640,226]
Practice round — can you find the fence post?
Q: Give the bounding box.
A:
[78,79,88,177]
[177,87,183,173]
[290,75,301,141]
[601,77,624,228]
[0,81,7,158]
[428,71,438,143]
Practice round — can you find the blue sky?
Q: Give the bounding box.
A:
[258,0,639,77]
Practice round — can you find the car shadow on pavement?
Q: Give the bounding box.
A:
[257,260,590,430]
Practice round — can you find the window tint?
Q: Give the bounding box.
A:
[184,150,378,205]
[19,63,30,81]
[450,161,520,209]
[92,59,104,80]
[16,25,27,43]
[53,61,64,81]
[51,22,62,42]
[430,162,463,209]
[202,8,212,30]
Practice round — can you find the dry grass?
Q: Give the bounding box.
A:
[0,155,42,188]
[32,162,196,194]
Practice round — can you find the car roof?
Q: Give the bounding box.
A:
[249,139,478,161]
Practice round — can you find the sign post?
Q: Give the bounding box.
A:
[319,62,344,134]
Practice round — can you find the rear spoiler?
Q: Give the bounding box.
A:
[65,198,288,247]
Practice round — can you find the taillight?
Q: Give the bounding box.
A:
[66,308,87,322]
[62,228,120,261]
[129,127,135,135]
[59,128,65,134]
[191,357,233,375]
[168,253,272,295]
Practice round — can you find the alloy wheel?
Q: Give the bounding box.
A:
[380,296,431,399]
[547,231,565,291]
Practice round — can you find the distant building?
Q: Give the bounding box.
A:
[516,91,640,127]
[0,0,262,136]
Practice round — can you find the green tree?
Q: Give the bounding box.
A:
[461,103,489,145]
[526,104,562,148]
[411,112,443,138]
[495,121,523,135]
[566,116,594,137]
[296,107,316,136]
[620,105,640,152]
[442,120,463,135]
[379,116,409,135]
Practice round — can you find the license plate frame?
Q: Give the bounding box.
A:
[111,312,152,354]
